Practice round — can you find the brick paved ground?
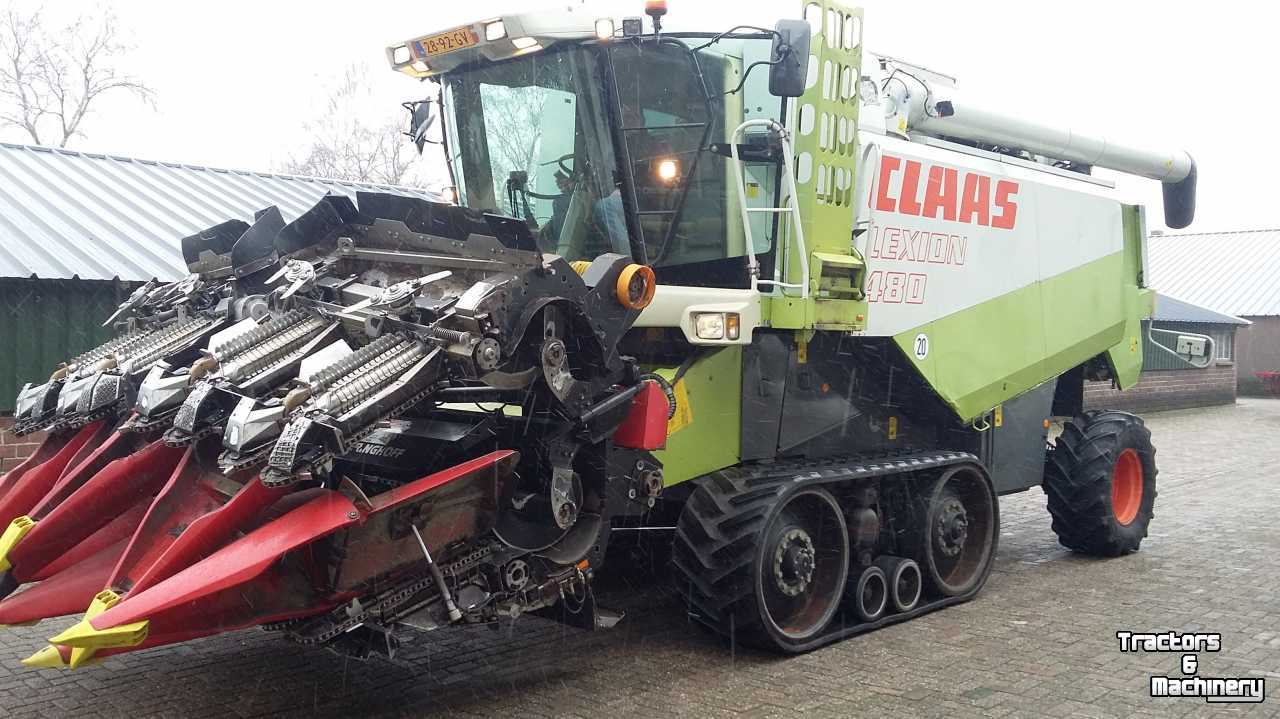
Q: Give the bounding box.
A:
[1,400,1277,718]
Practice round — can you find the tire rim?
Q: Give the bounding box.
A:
[853,567,887,621]
[1111,448,1143,526]
[758,489,848,642]
[892,560,922,612]
[924,468,996,597]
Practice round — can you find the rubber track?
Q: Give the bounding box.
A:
[672,450,985,653]
[1043,410,1156,556]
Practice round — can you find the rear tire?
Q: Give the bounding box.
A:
[1043,410,1157,556]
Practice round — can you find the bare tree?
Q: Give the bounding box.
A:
[0,6,154,147]
[280,66,423,186]
[481,85,549,193]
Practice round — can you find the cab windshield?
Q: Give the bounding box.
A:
[442,47,630,261]
[440,37,786,288]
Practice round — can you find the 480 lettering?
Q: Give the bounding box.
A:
[865,271,926,305]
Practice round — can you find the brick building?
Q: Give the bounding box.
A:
[1085,294,1247,413]
[0,142,437,470]
[1146,228,1280,395]
[0,419,44,473]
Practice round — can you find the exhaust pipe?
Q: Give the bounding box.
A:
[875,556,922,613]
[845,565,888,622]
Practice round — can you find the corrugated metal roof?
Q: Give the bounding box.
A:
[1147,228,1280,317]
[1153,294,1249,326]
[0,142,439,282]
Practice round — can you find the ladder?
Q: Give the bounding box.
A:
[730,119,809,299]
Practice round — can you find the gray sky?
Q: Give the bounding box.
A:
[4,0,1273,233]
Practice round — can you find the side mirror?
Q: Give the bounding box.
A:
[406,99,438,153]
[768,20,811,98]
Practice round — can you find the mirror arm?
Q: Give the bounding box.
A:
[434,90,462,200]
[689,26,780,53]
[725,56,785,97]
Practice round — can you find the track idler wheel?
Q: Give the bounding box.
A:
[844,565,887,622]
[874,556,922,613]
[1043,410,1157,556]
[915,466,998,598]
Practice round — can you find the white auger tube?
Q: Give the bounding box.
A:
[881,59,1197,228]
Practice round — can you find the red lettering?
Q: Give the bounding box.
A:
[928,233,948,263]
[874,156,901,212]
[867,271,929,304]
[906,274,927,304]
[959,173,991,226]
[883,272,906,303]
[898,161,923,216]
[992,180,1019,230]
[882,227,901,258]
[947,235,968,265]
[922,166,958,221]
[897,229,917,261]
[865,271,882,302]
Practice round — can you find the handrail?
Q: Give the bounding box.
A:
[729,119,809,298]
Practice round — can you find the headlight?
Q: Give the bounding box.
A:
[693,312,741,341]
[694,313,724,340]
[484,20,507,41]
[656,158,679,183]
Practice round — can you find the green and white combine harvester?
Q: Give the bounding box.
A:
[0,0,1204,667]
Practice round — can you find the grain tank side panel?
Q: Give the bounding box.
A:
[855,137,1134,421]
[1103,205,1155,391]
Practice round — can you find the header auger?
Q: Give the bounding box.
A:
[3,0,1195,670]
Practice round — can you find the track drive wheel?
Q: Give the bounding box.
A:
[674,480,849,652]
[914,466,998,598]
[1043,410,1157,556]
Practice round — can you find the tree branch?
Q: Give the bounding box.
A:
[278,63,425,187]
[0,6,154,147]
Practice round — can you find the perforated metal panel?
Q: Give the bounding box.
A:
[791,1,864,258]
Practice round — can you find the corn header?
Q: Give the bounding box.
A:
[1,0,1198,667]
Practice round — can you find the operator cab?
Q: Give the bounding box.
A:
[393,5,807,293]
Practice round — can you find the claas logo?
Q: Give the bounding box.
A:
[874,155,1019,230]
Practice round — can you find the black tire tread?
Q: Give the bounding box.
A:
[1043,410,1157,556]
[671,467,780,646]
[671,451,978,651]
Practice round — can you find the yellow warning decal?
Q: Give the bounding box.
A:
[888,416,898,440]
[994,404,1004,428]
[667,380,694,436]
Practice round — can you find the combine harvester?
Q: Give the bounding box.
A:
[0,0,1202,667]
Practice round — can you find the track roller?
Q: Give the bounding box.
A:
[844,565,887,622]
[874,556,922,613]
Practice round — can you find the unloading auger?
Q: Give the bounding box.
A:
[0,191,665,669]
